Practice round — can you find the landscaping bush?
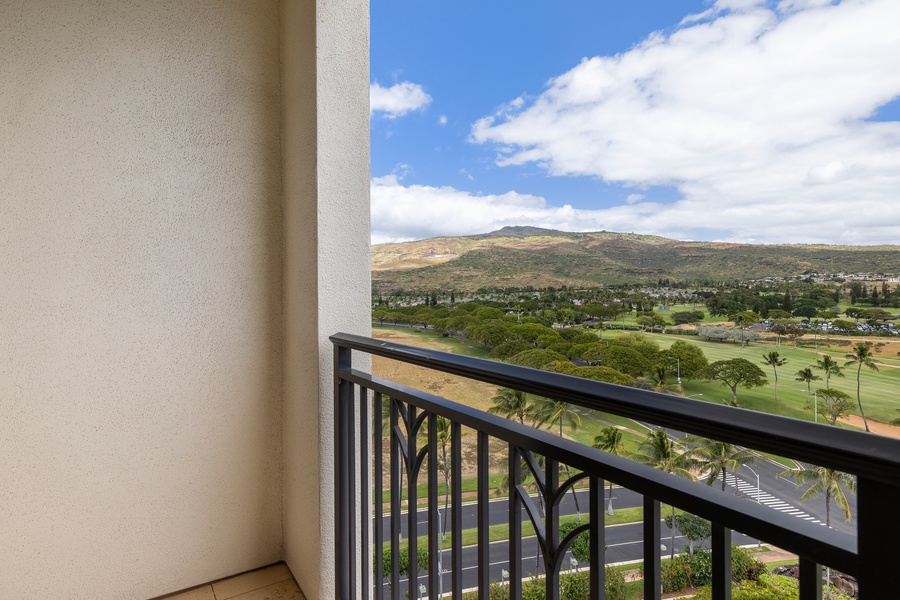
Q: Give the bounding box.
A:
[559,569,625,600]
[557,521,591,564]
[732,545,766,582]
[665,328,700,336]
[521,578,545,600]
[559,571,590,600]
[658,545,765,593]
[660,553,692,592]
[461,568,626,600]
[694,573,798,599]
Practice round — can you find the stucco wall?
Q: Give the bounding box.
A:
[0,1,285,597]
[281,0,372,598]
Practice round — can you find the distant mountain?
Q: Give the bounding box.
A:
[371,227,900,291]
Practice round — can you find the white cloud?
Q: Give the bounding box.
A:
[439,115,448,125]
[370,81,432,118]
[468,0,900,245]
[625,193,644,205]
[372,176,688,244]
[778,0,836,14]
[373,176,581,244]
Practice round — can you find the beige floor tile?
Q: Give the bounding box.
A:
[212,563,294,599]
[228,579,305,600]
[163,585,216,600]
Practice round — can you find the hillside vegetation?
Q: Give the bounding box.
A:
[372,227,900,292]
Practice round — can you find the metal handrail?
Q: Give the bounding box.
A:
[332,332,900,484]
[345,366,857,572]
[332,332,900,600]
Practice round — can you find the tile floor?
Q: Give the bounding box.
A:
[162,563,306,600]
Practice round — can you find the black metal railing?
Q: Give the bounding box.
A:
[333,332,900,600]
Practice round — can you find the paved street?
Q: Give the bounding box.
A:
[382,523,760,596]
[376,419,858,596]
[380,458,856,540]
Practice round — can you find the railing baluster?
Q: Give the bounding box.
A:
[335,345,352,600]
[712,522,732,600]
[643,497,661,600]
[858,475,899,598]
[360,386,370,600]
[477,432,490,600]
[349,382,357,600]
[374,392,384,600]
[589,476,605,599]
[798,556,821,600]
[427,414,439,599]
[390,397,401,600]
[450,422,462,600]
[509,445,522,600]
[408,406,419,597]
[333,333,899,600]
[545,458,559,600]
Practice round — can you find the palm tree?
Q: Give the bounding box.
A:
[487,388,534,426]
[532,398,582,438]
[632,429,695,558]
[683,437,756,492]
[415,415,454,518]
[779,464,856,527]
[780,463,856,600]
[845,344,879,433]
[642,364,683,395]
[813,355,844,390]
[533,398,583,520]
[761,351,787,402]
[794,368,822,410]
[433,416,453,592]
[592,426,626,514]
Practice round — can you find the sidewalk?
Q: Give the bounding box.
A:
[753,545,799,564]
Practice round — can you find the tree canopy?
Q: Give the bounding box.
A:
[700,359,768,405]
[661,340,709,379]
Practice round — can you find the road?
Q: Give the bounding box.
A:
[381,458,856,542]
[376,450,856,595]
[647,423,857,535]
[382,522,760,596]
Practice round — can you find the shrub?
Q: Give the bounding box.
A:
[660,553,692,592]
[694,573,799,599]
[559,568,628,600]
[461,567,626,600]
[520,578,545,600]
[557,521,591,564]
[560,571,590,600]
[604,567,627,600]
[732,545,766,582]
[659,545,764,593]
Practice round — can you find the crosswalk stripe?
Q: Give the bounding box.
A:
[724,475,823,526]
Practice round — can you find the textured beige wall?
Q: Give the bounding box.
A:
[0,1,284,598]
[281,0,371,598]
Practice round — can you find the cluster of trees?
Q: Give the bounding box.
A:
[785,344,879,432]
[847,280,900,307]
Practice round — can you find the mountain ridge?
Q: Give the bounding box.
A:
[371,228,900,291]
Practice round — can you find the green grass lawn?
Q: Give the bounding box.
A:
[602,329,900,425]
[373,324,491,359]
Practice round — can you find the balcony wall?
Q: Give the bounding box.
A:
[0,0,369,598]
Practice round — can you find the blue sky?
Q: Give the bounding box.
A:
[370,0,900,246]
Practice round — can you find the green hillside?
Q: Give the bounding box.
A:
[372,227,899,291]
